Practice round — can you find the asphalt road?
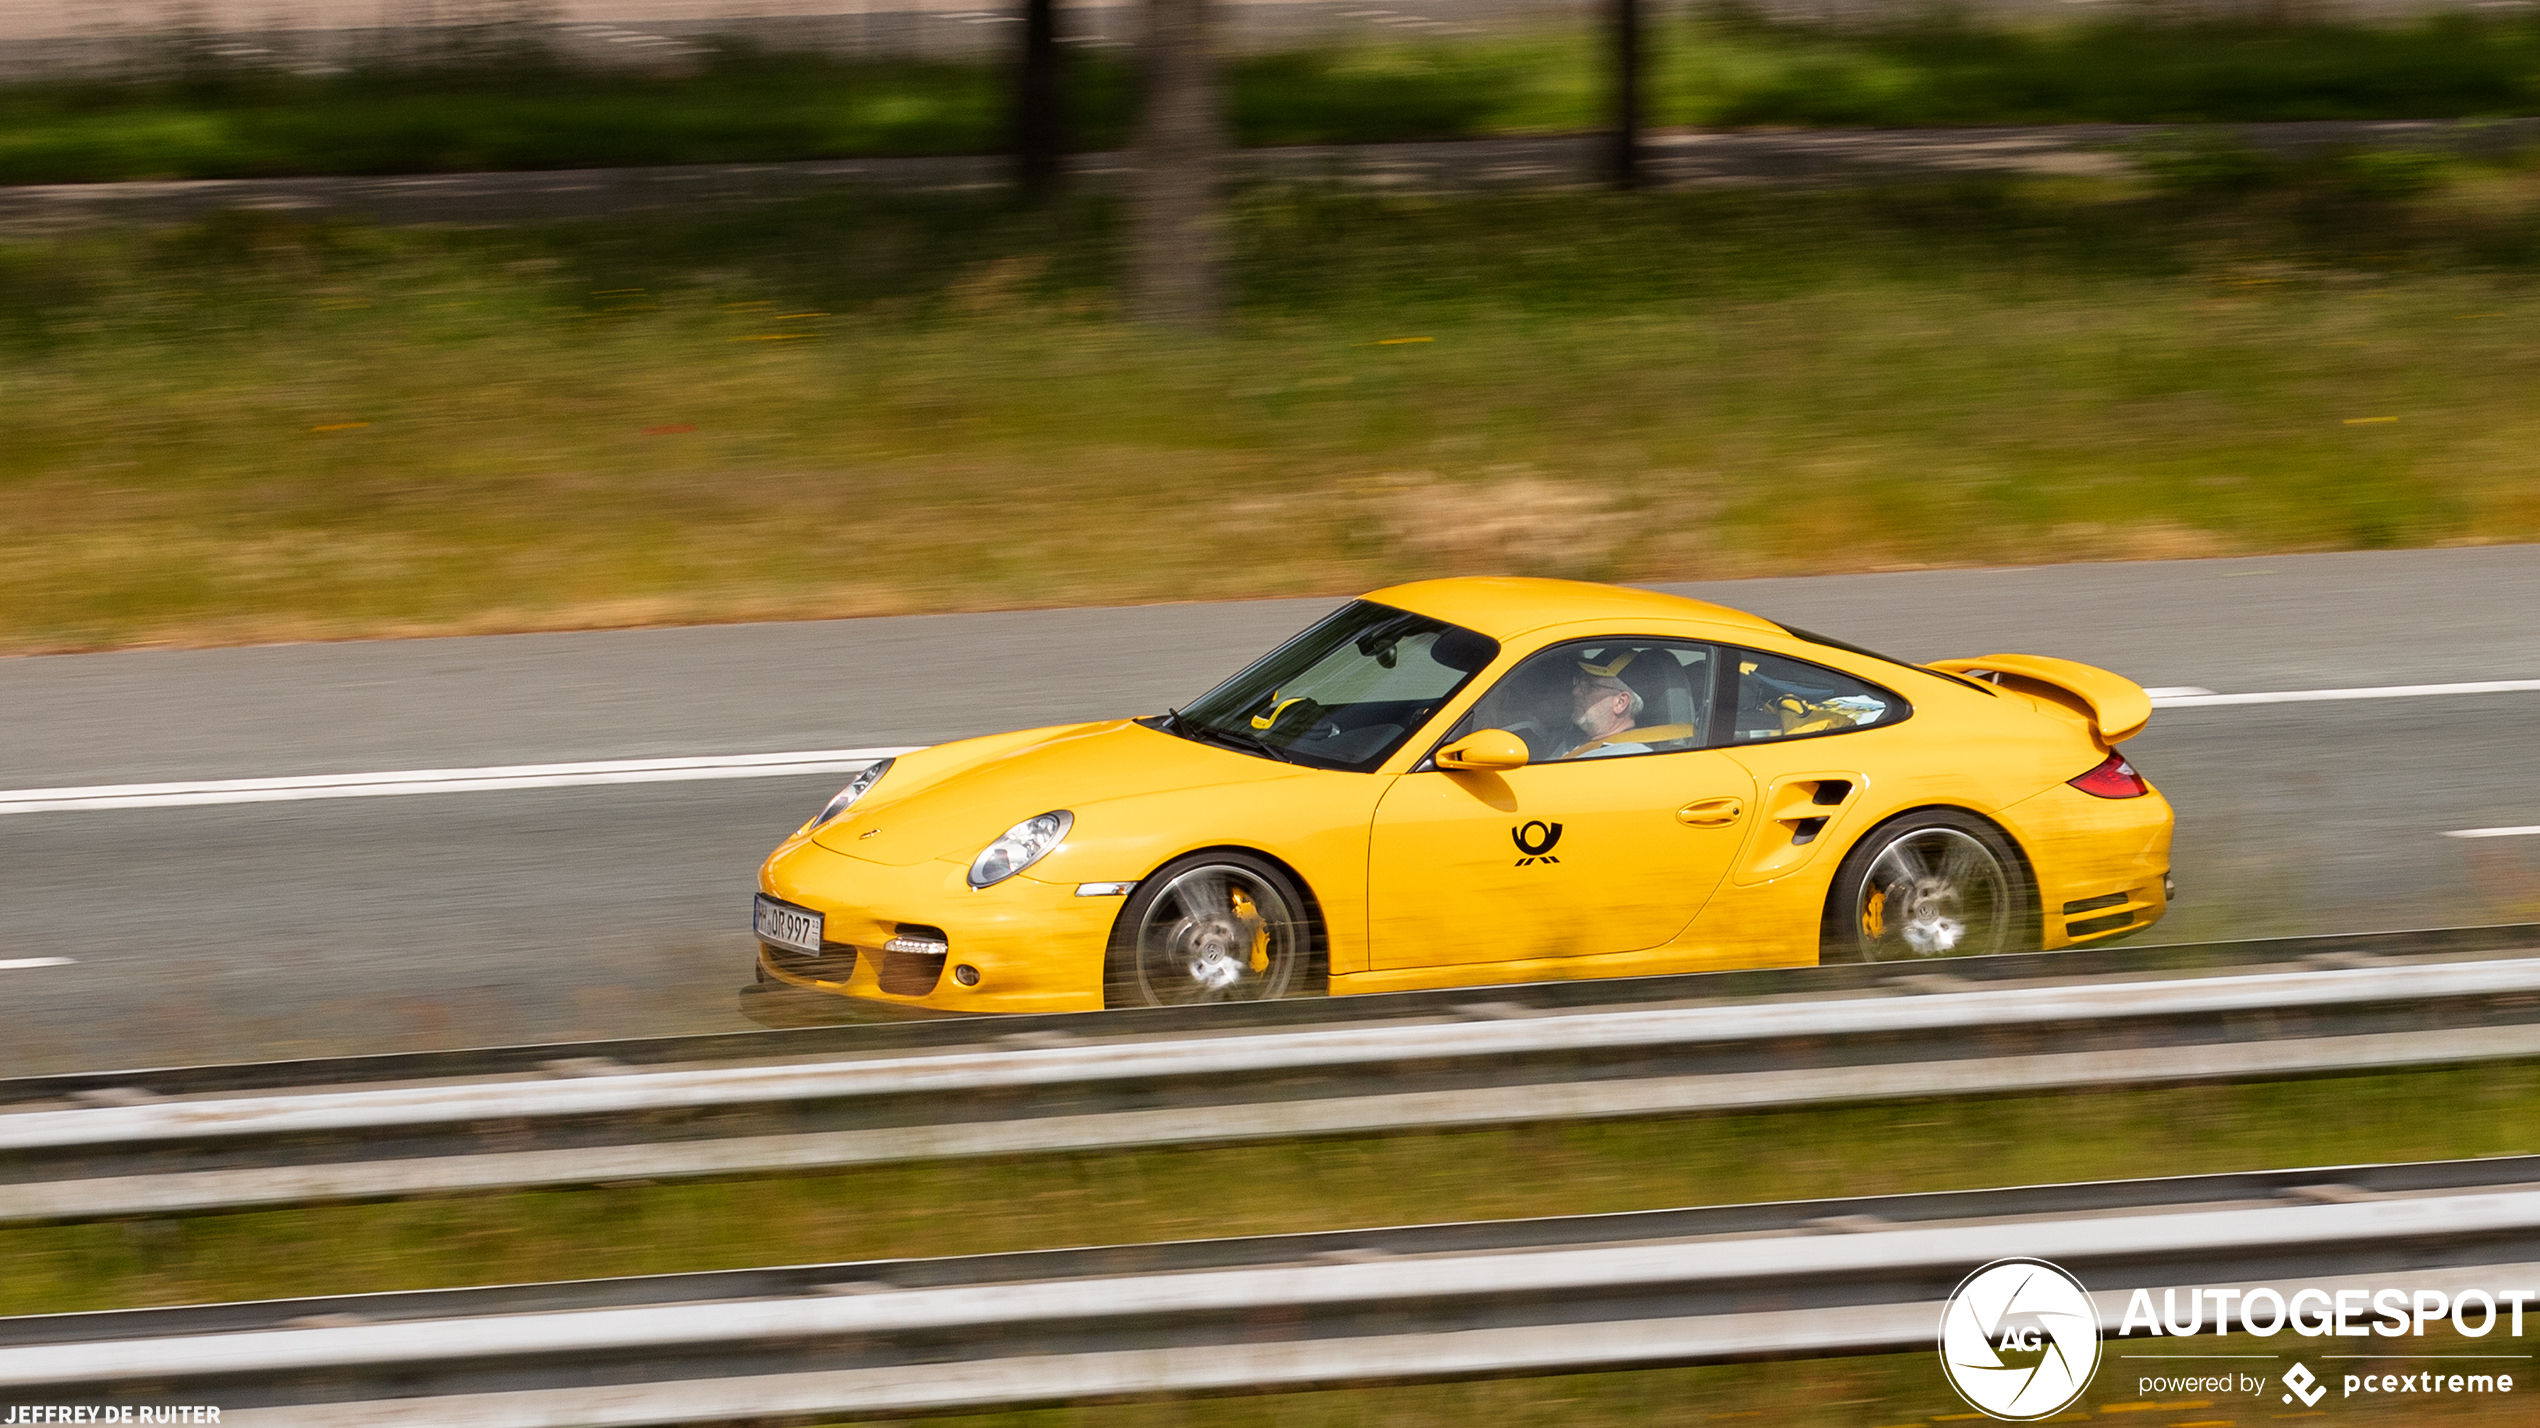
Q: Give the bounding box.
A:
[5,545,2538,1076]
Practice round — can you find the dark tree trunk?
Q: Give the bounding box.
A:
[1608,0,1643,189]
[1127,0,1227,329]
[1015,0,1065,199]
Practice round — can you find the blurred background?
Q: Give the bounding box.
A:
[3,4,2539,1423]
[0,0,2535,652]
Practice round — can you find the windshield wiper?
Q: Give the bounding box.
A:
[1176,716,1295,765]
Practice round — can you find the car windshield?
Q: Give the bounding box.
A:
[1169,601,1499,772]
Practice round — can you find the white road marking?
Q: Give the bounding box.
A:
[0,749,920,816]
[2446,827,2540,840]
[2,673,2535,817]
[0,958,74,970]
[2150,678,2540,708]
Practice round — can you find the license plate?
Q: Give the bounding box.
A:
[753,894,822,954]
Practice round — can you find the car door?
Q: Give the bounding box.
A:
[1366,639,1757,969]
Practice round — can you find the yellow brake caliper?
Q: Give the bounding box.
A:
[1230,888,1270,973]
[1863,888,1887,941]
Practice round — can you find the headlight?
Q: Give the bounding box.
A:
[811,758,893,828]
[968,810,1073,889]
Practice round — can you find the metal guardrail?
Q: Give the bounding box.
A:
[11,922,2533,1101]
[8,1155,2540,1426]
[3,925,2538,1223]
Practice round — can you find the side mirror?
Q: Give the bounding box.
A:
[1436,729,1529,772]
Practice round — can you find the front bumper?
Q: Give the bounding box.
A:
[756,836,1119,1013]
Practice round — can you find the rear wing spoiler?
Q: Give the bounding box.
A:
[1926,654,2152,744]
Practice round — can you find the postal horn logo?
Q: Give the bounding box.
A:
[1512,820,1563,866]
[1939,1258,2101,1421]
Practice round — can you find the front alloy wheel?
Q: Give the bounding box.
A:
[1825,810,2030,963]
[1108,853,1313,1007]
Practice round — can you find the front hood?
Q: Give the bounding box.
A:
[810,719,1297,866]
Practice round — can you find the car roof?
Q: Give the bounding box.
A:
[1363,577,1788,644]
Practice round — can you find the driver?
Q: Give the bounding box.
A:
[1562,650,1653,759]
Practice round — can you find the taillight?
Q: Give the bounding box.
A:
[2069,752,2149,799]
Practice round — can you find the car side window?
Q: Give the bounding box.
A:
[1728,648,1899,743]
[1443,640,1716,763]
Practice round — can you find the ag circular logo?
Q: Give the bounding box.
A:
[1938,1258,2101,1420]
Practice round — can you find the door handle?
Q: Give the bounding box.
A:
[1677,797,1744,827]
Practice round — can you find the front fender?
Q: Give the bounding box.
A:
[1016,764,1392,975]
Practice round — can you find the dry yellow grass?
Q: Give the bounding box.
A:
[3,183,2537,652]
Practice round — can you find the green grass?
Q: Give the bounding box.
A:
[5,15,2540,183]
[870,1330,2531,1428]
[3,169,2537,653]
[0,52,1045,182]
[10,1061,2540,1317]
[8,1071,2537,1427]
[1669,11,2540,129]
[8,1065,2540,1426]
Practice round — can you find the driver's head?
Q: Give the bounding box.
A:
[1572,649,1646,729]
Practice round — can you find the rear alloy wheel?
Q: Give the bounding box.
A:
[1824,810,2031,963]
[1107,852,1316,1008]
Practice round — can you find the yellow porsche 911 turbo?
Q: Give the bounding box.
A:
[754,578,2172,1012]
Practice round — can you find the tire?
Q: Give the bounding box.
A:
[1821,809,2034,964]
[1105,851,1320,1008]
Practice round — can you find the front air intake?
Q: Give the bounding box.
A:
[878,924,950,995]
